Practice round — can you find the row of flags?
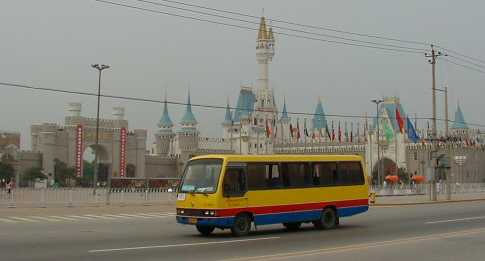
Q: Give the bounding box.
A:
[260,107,423,144]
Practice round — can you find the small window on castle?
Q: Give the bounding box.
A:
[414,152,418,160]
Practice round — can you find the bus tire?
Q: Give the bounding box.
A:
[283,222,302,231]
[313,208,338,230]
[196,225,215,236]
[231,214,251,237]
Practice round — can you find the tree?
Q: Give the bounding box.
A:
[0,162,15,181]
[126,164,136,177]
[22,167,47,185]
[53,159,76,187]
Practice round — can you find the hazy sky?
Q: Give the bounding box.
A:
[1,0,484,149]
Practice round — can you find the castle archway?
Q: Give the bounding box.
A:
[82,144,111,186]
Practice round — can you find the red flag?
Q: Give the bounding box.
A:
[338,122,342,143]
[331,121,335,141]
[296,120,301,140]
[265,119,271,138]
[396,108,404,133]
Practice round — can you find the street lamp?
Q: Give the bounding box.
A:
[371,99,384,186]
[91,64,110,194]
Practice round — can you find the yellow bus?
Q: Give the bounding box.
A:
[176,154,369,236]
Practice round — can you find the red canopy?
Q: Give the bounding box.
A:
[385,175,399,183]
[411,175,426,183]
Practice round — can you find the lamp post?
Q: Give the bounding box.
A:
[91,64,110,195]
[371,99,384,186]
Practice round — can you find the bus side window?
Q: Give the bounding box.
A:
[312,163,321,185]
[317,162,337,186]
[223,167,247,197]
[268,164,283,188]
[247,163,267,190]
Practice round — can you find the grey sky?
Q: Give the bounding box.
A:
[1,0,484,149]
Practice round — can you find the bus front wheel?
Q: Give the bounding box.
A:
[313,208,338,230]
[196,225,215,236]
[231,214,251,237]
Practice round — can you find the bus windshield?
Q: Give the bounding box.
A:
[180,159,223,193]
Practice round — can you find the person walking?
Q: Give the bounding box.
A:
[6,180,12,194]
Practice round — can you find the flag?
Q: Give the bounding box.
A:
[331,121,335,141]
[296,119,301,140]
[344,122,349,142]
[289,123,294,138]
[265,119,271,138]
[338,122,342,143]
[273,122,277,138]
[381,118,394,143]
[304,118,309,137]
[357,122,360,143]
[350,122,354,143]
[326,127,331,140]
[406,117,420,143]
[396,108,404,133]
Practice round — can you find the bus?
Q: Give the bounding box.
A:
[176,154,369,236]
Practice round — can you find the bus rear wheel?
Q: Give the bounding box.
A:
[196,225,215,236]
[283,222,302,231]
[313,208,338,230]
[231,214,251,237]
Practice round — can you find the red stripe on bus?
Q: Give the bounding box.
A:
[216,199,368,217]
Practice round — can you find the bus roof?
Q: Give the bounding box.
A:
[190,154,363,162]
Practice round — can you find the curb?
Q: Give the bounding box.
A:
[372,197,485,206]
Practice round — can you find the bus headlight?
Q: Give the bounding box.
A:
[203,210,216,216]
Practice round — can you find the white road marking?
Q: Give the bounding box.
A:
[116,214,152,219]
[426,215,485,224]
[29,216,63,222]
[88,236,281,253]
[49,216,78,221]
[83,214,117,220]
[67,215,98,220]
[136,213,172,218]
[102,214,133,219]
[8,217,40,222]
[0,217,18,223]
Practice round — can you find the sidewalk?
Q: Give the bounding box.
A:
[0,202,176,217]
[374,192,485,205]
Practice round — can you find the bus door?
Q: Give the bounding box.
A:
[222,163,248,209]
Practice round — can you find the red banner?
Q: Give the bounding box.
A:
[119,127,127,177]
[75,124,84,177]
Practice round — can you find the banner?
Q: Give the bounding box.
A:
[119,127,127,177]
[75,124,83,177]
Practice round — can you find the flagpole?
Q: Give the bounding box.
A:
[239,123,242,154]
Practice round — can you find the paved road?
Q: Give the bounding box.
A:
[1,202,485,261]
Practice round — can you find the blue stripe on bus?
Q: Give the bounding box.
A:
[176,205,368,228]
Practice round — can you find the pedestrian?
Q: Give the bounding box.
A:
[6,180,12,194]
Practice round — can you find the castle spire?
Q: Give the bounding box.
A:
[280,97,289,121]
[312,97,328,130]
[158,92,173,129]
[257,16,268,41]
[180,89,197,126]
[223,98,233,125]
[452,102,468,129]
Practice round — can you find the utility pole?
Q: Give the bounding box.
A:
[371,99,384,185]
[91,64,110,195]
[444,86,449,138]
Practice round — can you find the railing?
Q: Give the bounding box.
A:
[0,187,177,208]
[371,183,485,196]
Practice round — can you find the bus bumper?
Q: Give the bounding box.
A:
[176,215,235,228]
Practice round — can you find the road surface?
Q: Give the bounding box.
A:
[1,201,485,260]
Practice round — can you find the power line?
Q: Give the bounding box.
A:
[437,46,485,65]
[2,81,485,128]
[447,54,485,69]
[94,0,423,54]
[131,0,426,52]
[147,0,430,46]
[442,57,485,75]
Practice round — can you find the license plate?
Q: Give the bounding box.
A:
[177,193,186,201]
[189,217,197,224]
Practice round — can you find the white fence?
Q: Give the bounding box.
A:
[0,188,176,208]
[371,183,485,196]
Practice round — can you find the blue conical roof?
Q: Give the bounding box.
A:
[312,98,327,129]
[223,102,233,124]
[158,98,173,128]
[452,103,468,129]
[233,88,256,122]
[280,97,289,121]
[180,91,197,125]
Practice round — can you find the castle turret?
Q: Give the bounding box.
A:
[177,90,199,159]
[222,100,233,139]
[155,96,174,156]
[312,97,328,134]
[451,102,468,136]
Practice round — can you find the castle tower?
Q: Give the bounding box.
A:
[451,102,468,136]
[312,97,328,138]
[177,90,199,159]
[222,100,233,139]
[278,97,290,140]
[155,95,174,156]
